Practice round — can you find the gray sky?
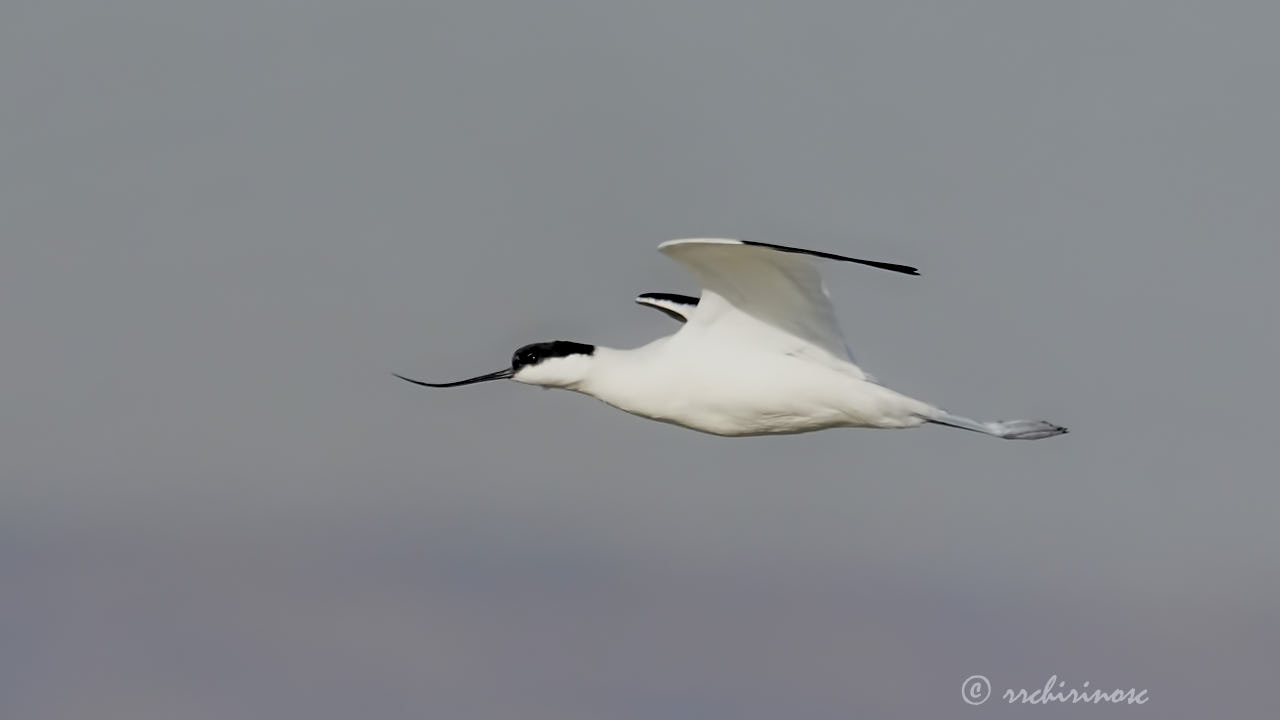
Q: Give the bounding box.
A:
[2,1,1278,718]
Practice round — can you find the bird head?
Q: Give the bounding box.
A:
[394,340,596,390]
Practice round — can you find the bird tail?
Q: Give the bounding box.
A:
[926,410,1067,440]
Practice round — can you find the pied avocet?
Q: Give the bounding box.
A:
[396,239,1067,440]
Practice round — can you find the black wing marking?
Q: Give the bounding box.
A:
[740,239,919,276]
[635,292,700,322]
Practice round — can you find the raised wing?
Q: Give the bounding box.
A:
[635,292,699,322]
[658,238,917,373]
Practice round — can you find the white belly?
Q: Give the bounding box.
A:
[583,352,935,437]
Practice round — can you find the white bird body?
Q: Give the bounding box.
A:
[397,239,1067,441]
[570,339,932,437]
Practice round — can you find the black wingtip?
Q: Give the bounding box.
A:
[863,260,920,276]
[636,292,700,305]
[635,293,701,322]
[827,256,920,275]
[740,239,920,276]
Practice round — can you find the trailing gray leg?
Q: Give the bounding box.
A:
[926,410,1067,440]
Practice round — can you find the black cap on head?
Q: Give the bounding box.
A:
[512,341,595,371]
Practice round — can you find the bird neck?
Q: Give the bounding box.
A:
[574,342,668,404]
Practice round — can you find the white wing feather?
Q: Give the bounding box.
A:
[659,239,867,377]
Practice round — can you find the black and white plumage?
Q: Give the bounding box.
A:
[635,292,699,322]
[396,239,1067,440]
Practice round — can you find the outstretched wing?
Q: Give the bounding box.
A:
[635,292,699,322]
[658,238,916,374]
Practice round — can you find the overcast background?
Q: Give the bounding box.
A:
[2,1,1278,718]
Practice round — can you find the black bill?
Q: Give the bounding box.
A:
[392,368,514,388]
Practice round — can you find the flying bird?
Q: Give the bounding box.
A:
[396,239,1067,440]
